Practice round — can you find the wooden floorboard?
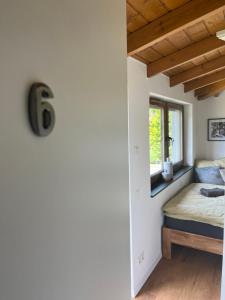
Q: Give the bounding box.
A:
[136,246,222,300]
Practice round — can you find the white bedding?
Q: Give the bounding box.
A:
[163,183,225,228]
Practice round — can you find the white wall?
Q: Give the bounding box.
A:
[197,93,225,159]
[0,1,130,300]
[128,57,197,297]
[222,239,225,300]
[196,93,225,300]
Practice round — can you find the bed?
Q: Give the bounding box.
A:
[162,182,224,259]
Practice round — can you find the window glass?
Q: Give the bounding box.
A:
[168,108,183,164]
[149,106,164,175]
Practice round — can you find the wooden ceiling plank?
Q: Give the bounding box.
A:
[151,39,178,56]
[160,0,190,10]
[138,47,162,63]
[148,36,225,77]
[204,50,221,61]
[191,55,208,66]
[219,47,225,55]
[195,79,225,99]
[184,21,209,43]
[170,53,225,86]
[204,10,225,35]
[128,0,225,56]
[184,69,225,92]
[167,30,191,49]
[127,3,148,33]
[132,54,150,64]
[128,0,168,22]
[164,66,184,76]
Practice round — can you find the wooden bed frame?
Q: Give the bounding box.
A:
[163,227,223,259]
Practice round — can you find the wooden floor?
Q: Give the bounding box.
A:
[136,246,222,300]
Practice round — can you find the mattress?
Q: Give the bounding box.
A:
[163,183,225,228]
[164,216,224,240]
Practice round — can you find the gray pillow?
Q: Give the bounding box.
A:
[195,167,224,185]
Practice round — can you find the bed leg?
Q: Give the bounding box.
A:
[163,227,172,259]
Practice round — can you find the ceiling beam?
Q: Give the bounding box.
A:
[198,89,225,100]
[195,79,225,100]
[127,0,225,56]
[170,55,225,87]
[147,36,225,77]
[184,69,225,92]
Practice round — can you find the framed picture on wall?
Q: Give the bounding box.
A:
[208,118,225,141]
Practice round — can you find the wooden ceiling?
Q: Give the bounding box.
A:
[127,0,225,100]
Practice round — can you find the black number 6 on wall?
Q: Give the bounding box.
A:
[28,83,55,137]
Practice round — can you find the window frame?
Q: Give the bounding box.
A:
[150,98,184,186]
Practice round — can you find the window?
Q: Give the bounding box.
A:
[149,98,184,185]
[168,106,183,164]
[149,104,164,175]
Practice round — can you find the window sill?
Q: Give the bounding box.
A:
[151,166,193,198]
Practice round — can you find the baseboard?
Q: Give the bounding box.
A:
[132,254,162,298]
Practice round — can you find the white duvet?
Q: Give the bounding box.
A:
[163,183,225,228]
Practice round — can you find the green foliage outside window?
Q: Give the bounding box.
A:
[149,108,162,164]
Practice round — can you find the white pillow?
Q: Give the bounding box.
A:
[195,160,216,168]
[215,158,225,168]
